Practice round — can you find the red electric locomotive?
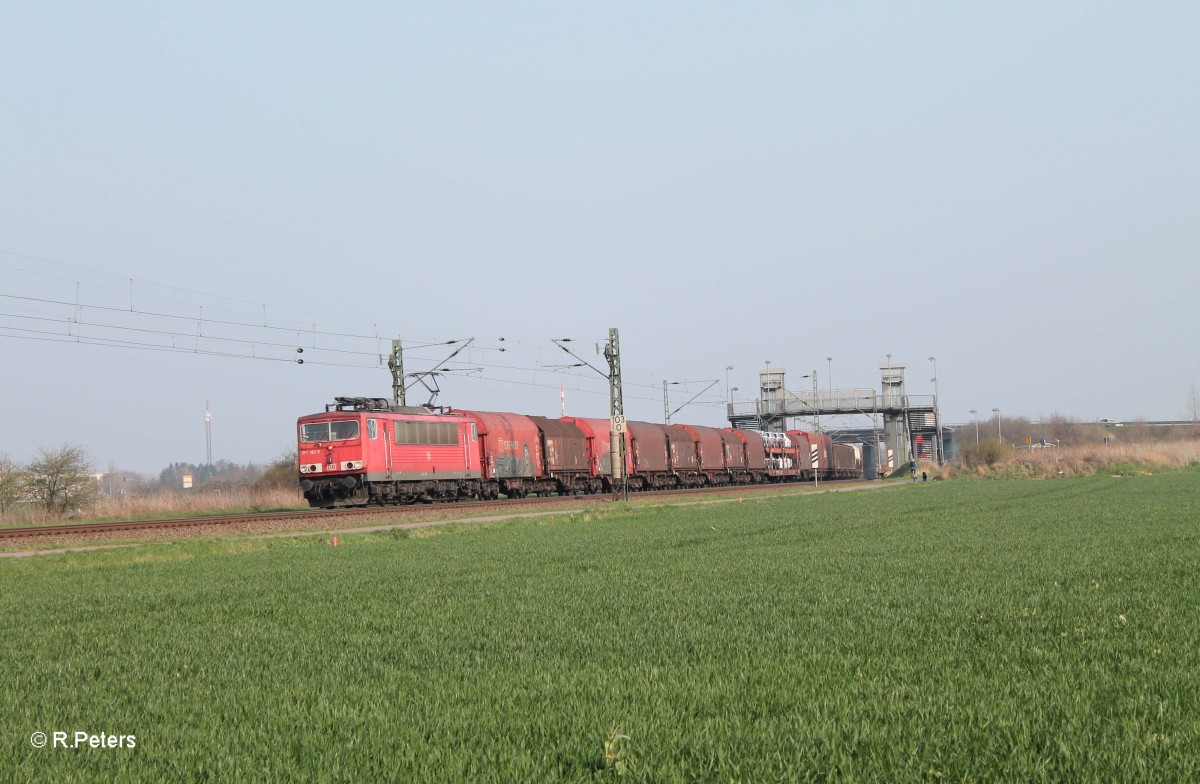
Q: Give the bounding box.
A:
[298,397,481,507]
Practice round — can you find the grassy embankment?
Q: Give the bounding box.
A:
[942,439,1200,480]
[0,486,307,529]
[3,472,1198,781]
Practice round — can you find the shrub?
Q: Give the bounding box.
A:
[0,455,27,514]
[957,438,1010,469]
[255,451,299,490]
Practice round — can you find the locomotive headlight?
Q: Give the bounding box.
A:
[300,465,309,474]
[342,461,364,471]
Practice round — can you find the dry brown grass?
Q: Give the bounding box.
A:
[949,440,1200,479]
[1,486,306,527]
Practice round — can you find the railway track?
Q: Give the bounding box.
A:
[0,508,350,540]
[0,478,863,540]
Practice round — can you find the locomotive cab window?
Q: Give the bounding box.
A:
[367,419,377,440]
[300,420,361,443]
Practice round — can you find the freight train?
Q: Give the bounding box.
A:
[297,397,862,508]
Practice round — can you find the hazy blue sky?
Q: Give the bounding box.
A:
[2,1,1197,474]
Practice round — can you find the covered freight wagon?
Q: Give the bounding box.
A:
[672,424,729,484]
[726,428,766,482]
[455,410,546,498]
[788,430,832,479]
[560,416,634,489]
[627,421,675,489]
[528,416,594,494]
[831,442,862,479]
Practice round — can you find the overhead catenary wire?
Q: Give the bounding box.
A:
[0,328,350,364]
[0,296,730,401]
[0,323,731,408]
[0,292,402,343]
[0,306,732,402]
[0,249,735,412]
[0,292,516,370]
[0,247,499,347]
[0,247,401,332]
[0,309,384,358]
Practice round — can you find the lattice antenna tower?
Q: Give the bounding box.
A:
[205,400,213,466]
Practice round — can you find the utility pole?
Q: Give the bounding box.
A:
[664,379,719,425]
[604,328,628,501]
[388,339,405,407]
[553,328,628,501]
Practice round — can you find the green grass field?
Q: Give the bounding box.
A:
[3,474,1198,782]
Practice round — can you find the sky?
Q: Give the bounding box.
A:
[1,1,1197,475]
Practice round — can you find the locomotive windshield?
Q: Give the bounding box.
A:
[300,420,360,443]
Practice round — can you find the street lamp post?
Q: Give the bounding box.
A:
[725,365,734,403]
[826,357,832,395]
[992,408,1002,442]
[970,409,979,444]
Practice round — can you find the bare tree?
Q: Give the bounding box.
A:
[25,444,98,514]
[0,454,27,514]
[1042,412,1083,445]
[1189,383,1200,423]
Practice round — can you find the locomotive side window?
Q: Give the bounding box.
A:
[300,420,360,443]
[394,421,459,446]
[367,419,377,440]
